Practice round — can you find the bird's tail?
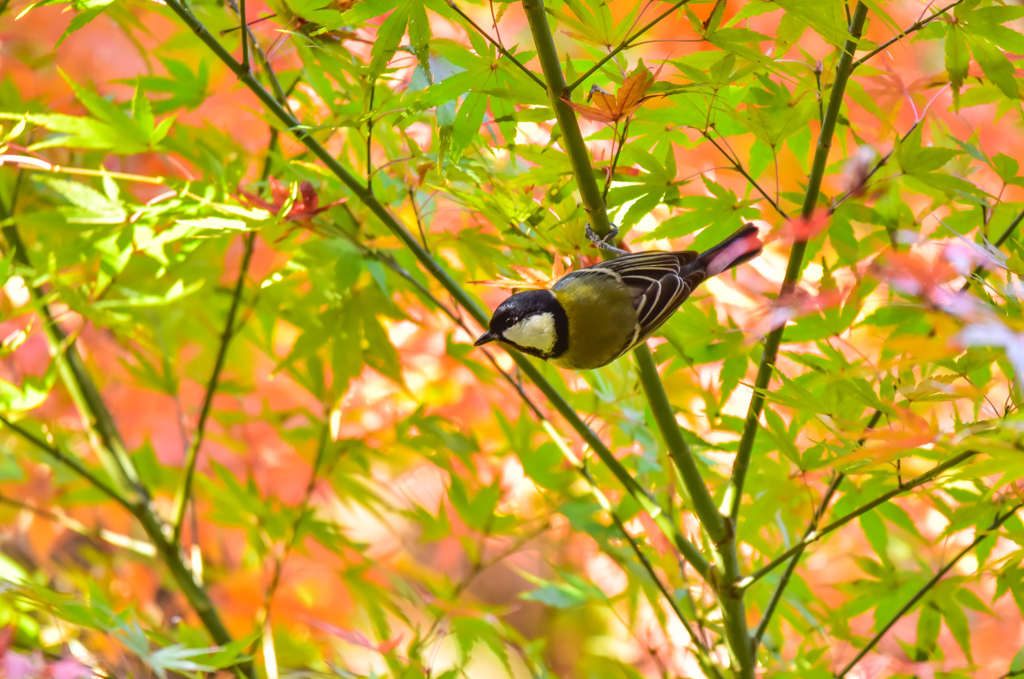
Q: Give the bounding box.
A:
[698,223,763,277]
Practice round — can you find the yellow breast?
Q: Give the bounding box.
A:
[550,275,638,370]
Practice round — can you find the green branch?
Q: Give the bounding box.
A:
[634,345,726,541]
[0,166,252,679]
[159,0,703,578]
[566,0,692,93]
[541,420,720,677]
[752,409,883,645]
[723,2,870,523]
[704,131,787,219]
[836,502,1023,678]
[0,414,133,512]
[961,207,1024,292]
[0,492,156,557]
[0,416,250,676]
[739,449,978,589]
[171,231,257,542]
[0,214,145,503]
[521,0,612,237]
[714,538,752,677]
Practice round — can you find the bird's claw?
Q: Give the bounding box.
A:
[585,223,628,256]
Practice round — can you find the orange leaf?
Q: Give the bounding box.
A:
[562,65,657,124]
[468,265,553,290]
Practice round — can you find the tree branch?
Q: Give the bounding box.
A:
[704,131,788,219]
[723,3,870,524]
[0,215,146,504]
[521,0,613,236]
[634,345,726,541]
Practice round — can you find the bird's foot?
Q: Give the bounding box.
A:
[585,223,629,256]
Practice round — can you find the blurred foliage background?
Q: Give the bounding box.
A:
[1,0,1023,676]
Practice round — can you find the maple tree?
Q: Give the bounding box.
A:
[1,0,1023,677]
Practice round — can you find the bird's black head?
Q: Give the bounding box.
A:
[474,289,569,360]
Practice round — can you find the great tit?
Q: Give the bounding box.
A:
[474,224,763,370]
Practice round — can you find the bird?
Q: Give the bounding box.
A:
[473,224,763,370]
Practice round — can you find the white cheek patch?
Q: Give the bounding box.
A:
[502,313,557,353]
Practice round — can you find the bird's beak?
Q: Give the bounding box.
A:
[474,330,497,347]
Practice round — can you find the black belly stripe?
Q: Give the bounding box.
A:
[550,295,570,359]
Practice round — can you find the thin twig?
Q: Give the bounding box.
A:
[836,502,1023,677]
[603,118,630,202]
[959,207,1024,292]
[0,492,156,557]
[171,231,257,542]
[408,187,430,252]
[223,0,286,101]
[366,83,375,189]
[567,0,693,93]
[704,131,787,218]
[852,0,966,70]
[251,417,333,657]
[239,0,250,73]
[0,415,133,512]
[752,411,882,645]
[522,0,613,236]
[739,449,979,589]
[830,120,921,214]
[446,0,546,89]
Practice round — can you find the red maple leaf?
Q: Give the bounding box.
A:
[237,177,346,223]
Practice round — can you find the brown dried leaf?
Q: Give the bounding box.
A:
[562,65,658,124]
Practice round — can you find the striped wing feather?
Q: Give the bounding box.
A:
[634,270,706,341]
[593,251,699,292]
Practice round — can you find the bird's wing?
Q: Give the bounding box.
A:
[593,251,699,292]
[633,270,707,341]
